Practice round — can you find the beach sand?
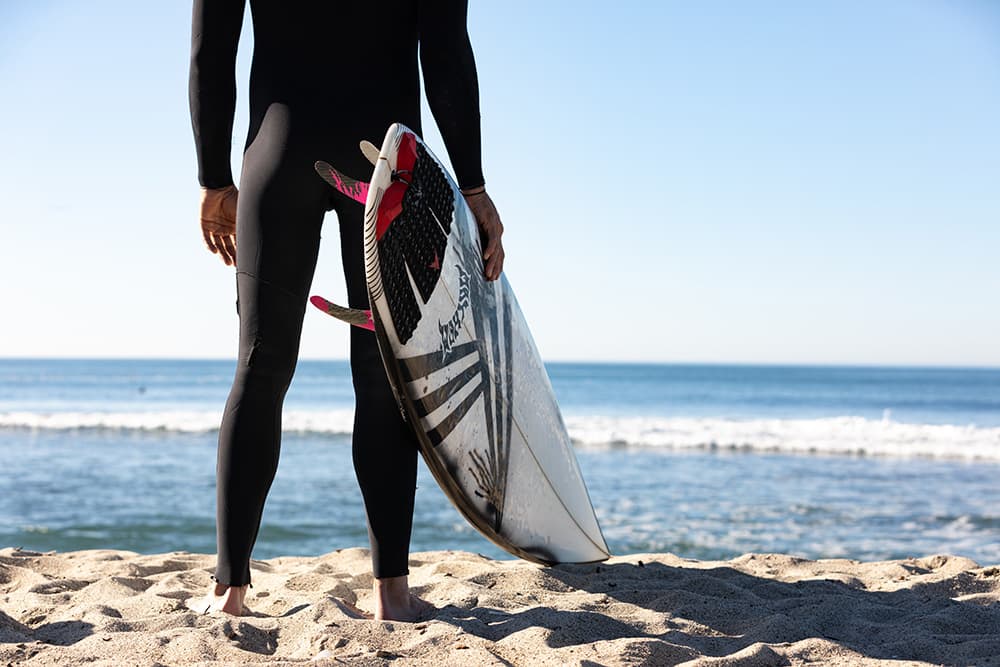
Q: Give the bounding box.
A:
[1,546,997,666]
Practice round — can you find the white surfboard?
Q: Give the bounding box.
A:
[317,124,609,565]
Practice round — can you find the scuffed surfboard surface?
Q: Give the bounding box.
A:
[363,124,609,564]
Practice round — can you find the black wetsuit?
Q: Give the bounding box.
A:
[189,0,485,586]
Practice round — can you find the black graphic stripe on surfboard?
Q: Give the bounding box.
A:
[398,339,487,449]
[479,297,500,528]
[398,331,504,533]
[501,294,514,515]
[490,290,514,530]
[412,361,483,418]
[398,340,480,383]
[426,379,486,448]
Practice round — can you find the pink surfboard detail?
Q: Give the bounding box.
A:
[315,161,369,204]
[328,167,369,204]
[310,295,374,331]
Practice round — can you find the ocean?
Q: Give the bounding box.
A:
[1,359,998,565]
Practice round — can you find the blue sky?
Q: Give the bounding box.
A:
[1,1,998,365]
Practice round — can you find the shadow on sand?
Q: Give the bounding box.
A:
[431,558,999,666]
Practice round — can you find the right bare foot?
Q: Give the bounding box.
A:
[373,575,435,622]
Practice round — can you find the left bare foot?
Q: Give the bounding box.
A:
[187,583,250,616]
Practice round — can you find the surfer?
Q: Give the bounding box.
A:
[189,0,504,620]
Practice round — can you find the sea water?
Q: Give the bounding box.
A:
[1,359,998,564]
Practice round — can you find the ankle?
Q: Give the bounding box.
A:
[213,583,248,596]
[373,575,409,605]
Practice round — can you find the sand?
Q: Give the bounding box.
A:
[0,546,997,666]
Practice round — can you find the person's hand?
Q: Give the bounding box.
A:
[462,188,504,281]
[200,185,239,266]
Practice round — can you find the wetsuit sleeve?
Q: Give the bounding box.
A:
[418,0,485,190]
[189,0,246,189]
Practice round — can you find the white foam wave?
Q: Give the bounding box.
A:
[3,411,999,460]
[0,409,356,436]
[564,415,1000,461]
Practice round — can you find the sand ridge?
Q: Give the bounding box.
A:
[1,546,998,666]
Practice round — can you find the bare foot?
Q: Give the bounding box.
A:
[188,583,250,616]
[373,575,435,622]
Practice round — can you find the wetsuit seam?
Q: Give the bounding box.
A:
[235,270,308,301]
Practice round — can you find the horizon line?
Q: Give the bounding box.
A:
[1,355,999,371]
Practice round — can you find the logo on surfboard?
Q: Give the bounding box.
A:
[438,264,471,360]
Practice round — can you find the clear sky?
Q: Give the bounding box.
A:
[1,1,998,365]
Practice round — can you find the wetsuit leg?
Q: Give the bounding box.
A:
[213,100,419,585]
[334,197,420,579]
[214,104,328,587]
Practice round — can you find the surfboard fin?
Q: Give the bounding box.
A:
[309,295,374,331]
[359,140,380,165]
[314,161,369,204]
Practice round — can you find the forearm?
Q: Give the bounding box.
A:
[189,0,246,188]
[419,0,485,190]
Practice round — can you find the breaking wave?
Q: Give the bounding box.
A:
[2,411,999,460]
[563,415,1000,460]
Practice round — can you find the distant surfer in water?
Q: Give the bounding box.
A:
[189,0,504,620]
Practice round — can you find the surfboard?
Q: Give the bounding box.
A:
[313,124,610,565]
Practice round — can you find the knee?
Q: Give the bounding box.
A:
[241,335,299,390]
[234,274,307,393]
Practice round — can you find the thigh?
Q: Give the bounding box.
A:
[237,104,331,292]
[234,104,332,361]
